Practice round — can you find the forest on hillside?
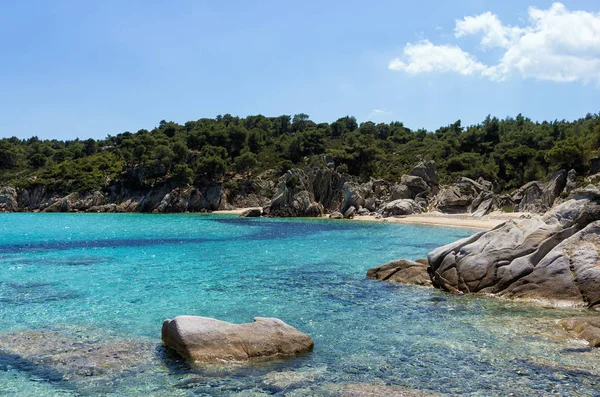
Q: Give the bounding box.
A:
[1,113,599,195]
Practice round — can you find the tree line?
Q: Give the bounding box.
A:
[1,112,599,194]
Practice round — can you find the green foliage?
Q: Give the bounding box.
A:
[1,112,599,196]
[171,163,193,188]
[234,151,258,175]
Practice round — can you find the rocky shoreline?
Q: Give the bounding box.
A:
[0,159,583,223]
[367,184,600,348]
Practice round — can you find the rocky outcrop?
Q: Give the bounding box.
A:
[428,190,600,307]
[0,186,18,212]
[559,317,600,347]
[367,259,432,286]
[161,316,314,362]
[432,177,488,214]
[408,160,439,187]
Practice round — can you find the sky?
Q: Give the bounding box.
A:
[1,0,599,140]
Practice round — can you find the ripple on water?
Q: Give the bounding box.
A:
[0,213,599,396]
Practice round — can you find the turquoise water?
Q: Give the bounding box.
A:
[0,213,599,396]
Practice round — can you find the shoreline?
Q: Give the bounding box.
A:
[212,208,529,230]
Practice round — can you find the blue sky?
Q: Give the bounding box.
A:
[1,0,599,140]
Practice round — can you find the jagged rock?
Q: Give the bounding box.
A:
[541,169,567,208]
[241,208,262,217]
[565,169,577,195]
[471,192,494,217]
[0,186,18,212]
[367,259,432,286]
[428,196,600,307]
[379,199,421,218]
[161,316,314,362]
[341,182,368,213]
[43,192,80,212]
[513,181,544,212]
[559,317,600,347]
[329,211,343,219]
[477,177,494,192]
[344,206,356,219]
[408,160,439,187]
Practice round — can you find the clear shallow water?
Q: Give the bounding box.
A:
[0,213,598,396]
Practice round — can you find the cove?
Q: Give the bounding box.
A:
[0,213,599,396]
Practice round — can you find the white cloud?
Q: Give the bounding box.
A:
[389,2,600,84]
[455,11,523,49]
[368,109,393,120]
[388,40,488,76]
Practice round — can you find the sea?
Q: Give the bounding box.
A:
[0,213,598,396]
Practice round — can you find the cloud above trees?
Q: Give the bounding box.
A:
[389,3,600,84]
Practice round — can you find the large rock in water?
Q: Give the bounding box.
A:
[367,259,432,286]
[162,316,314,362]
[428,193,600,307]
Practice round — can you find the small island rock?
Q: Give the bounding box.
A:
[162,316,314,362]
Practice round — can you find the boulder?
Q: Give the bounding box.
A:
[400,175,428,197]
[241,208,262,217]
[408,160,439,187]
[513,181,544,213]
[428,196,600,307]
[341,182,368,213]
[329,211,343,219]
[379,199,421,218]
[432,185,474,213]
[0,186,19,212]
[559,317,600,347]
[367,259,432,286]
[344,206,356,219]
[390,184,411,200]
[161,316,314,362]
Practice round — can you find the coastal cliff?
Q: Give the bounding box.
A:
[0,159,582,219]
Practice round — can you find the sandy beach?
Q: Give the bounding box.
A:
[212,208,529,230]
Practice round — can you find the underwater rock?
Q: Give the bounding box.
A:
[327,383,437,396]
[367,259,432,287]
[161,316,314,363]
[0,328,157,392]
[559,317,600,347]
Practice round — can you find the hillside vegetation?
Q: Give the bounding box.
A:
[1,113,599,195]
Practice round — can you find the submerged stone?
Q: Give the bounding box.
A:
[559,317,600,347]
